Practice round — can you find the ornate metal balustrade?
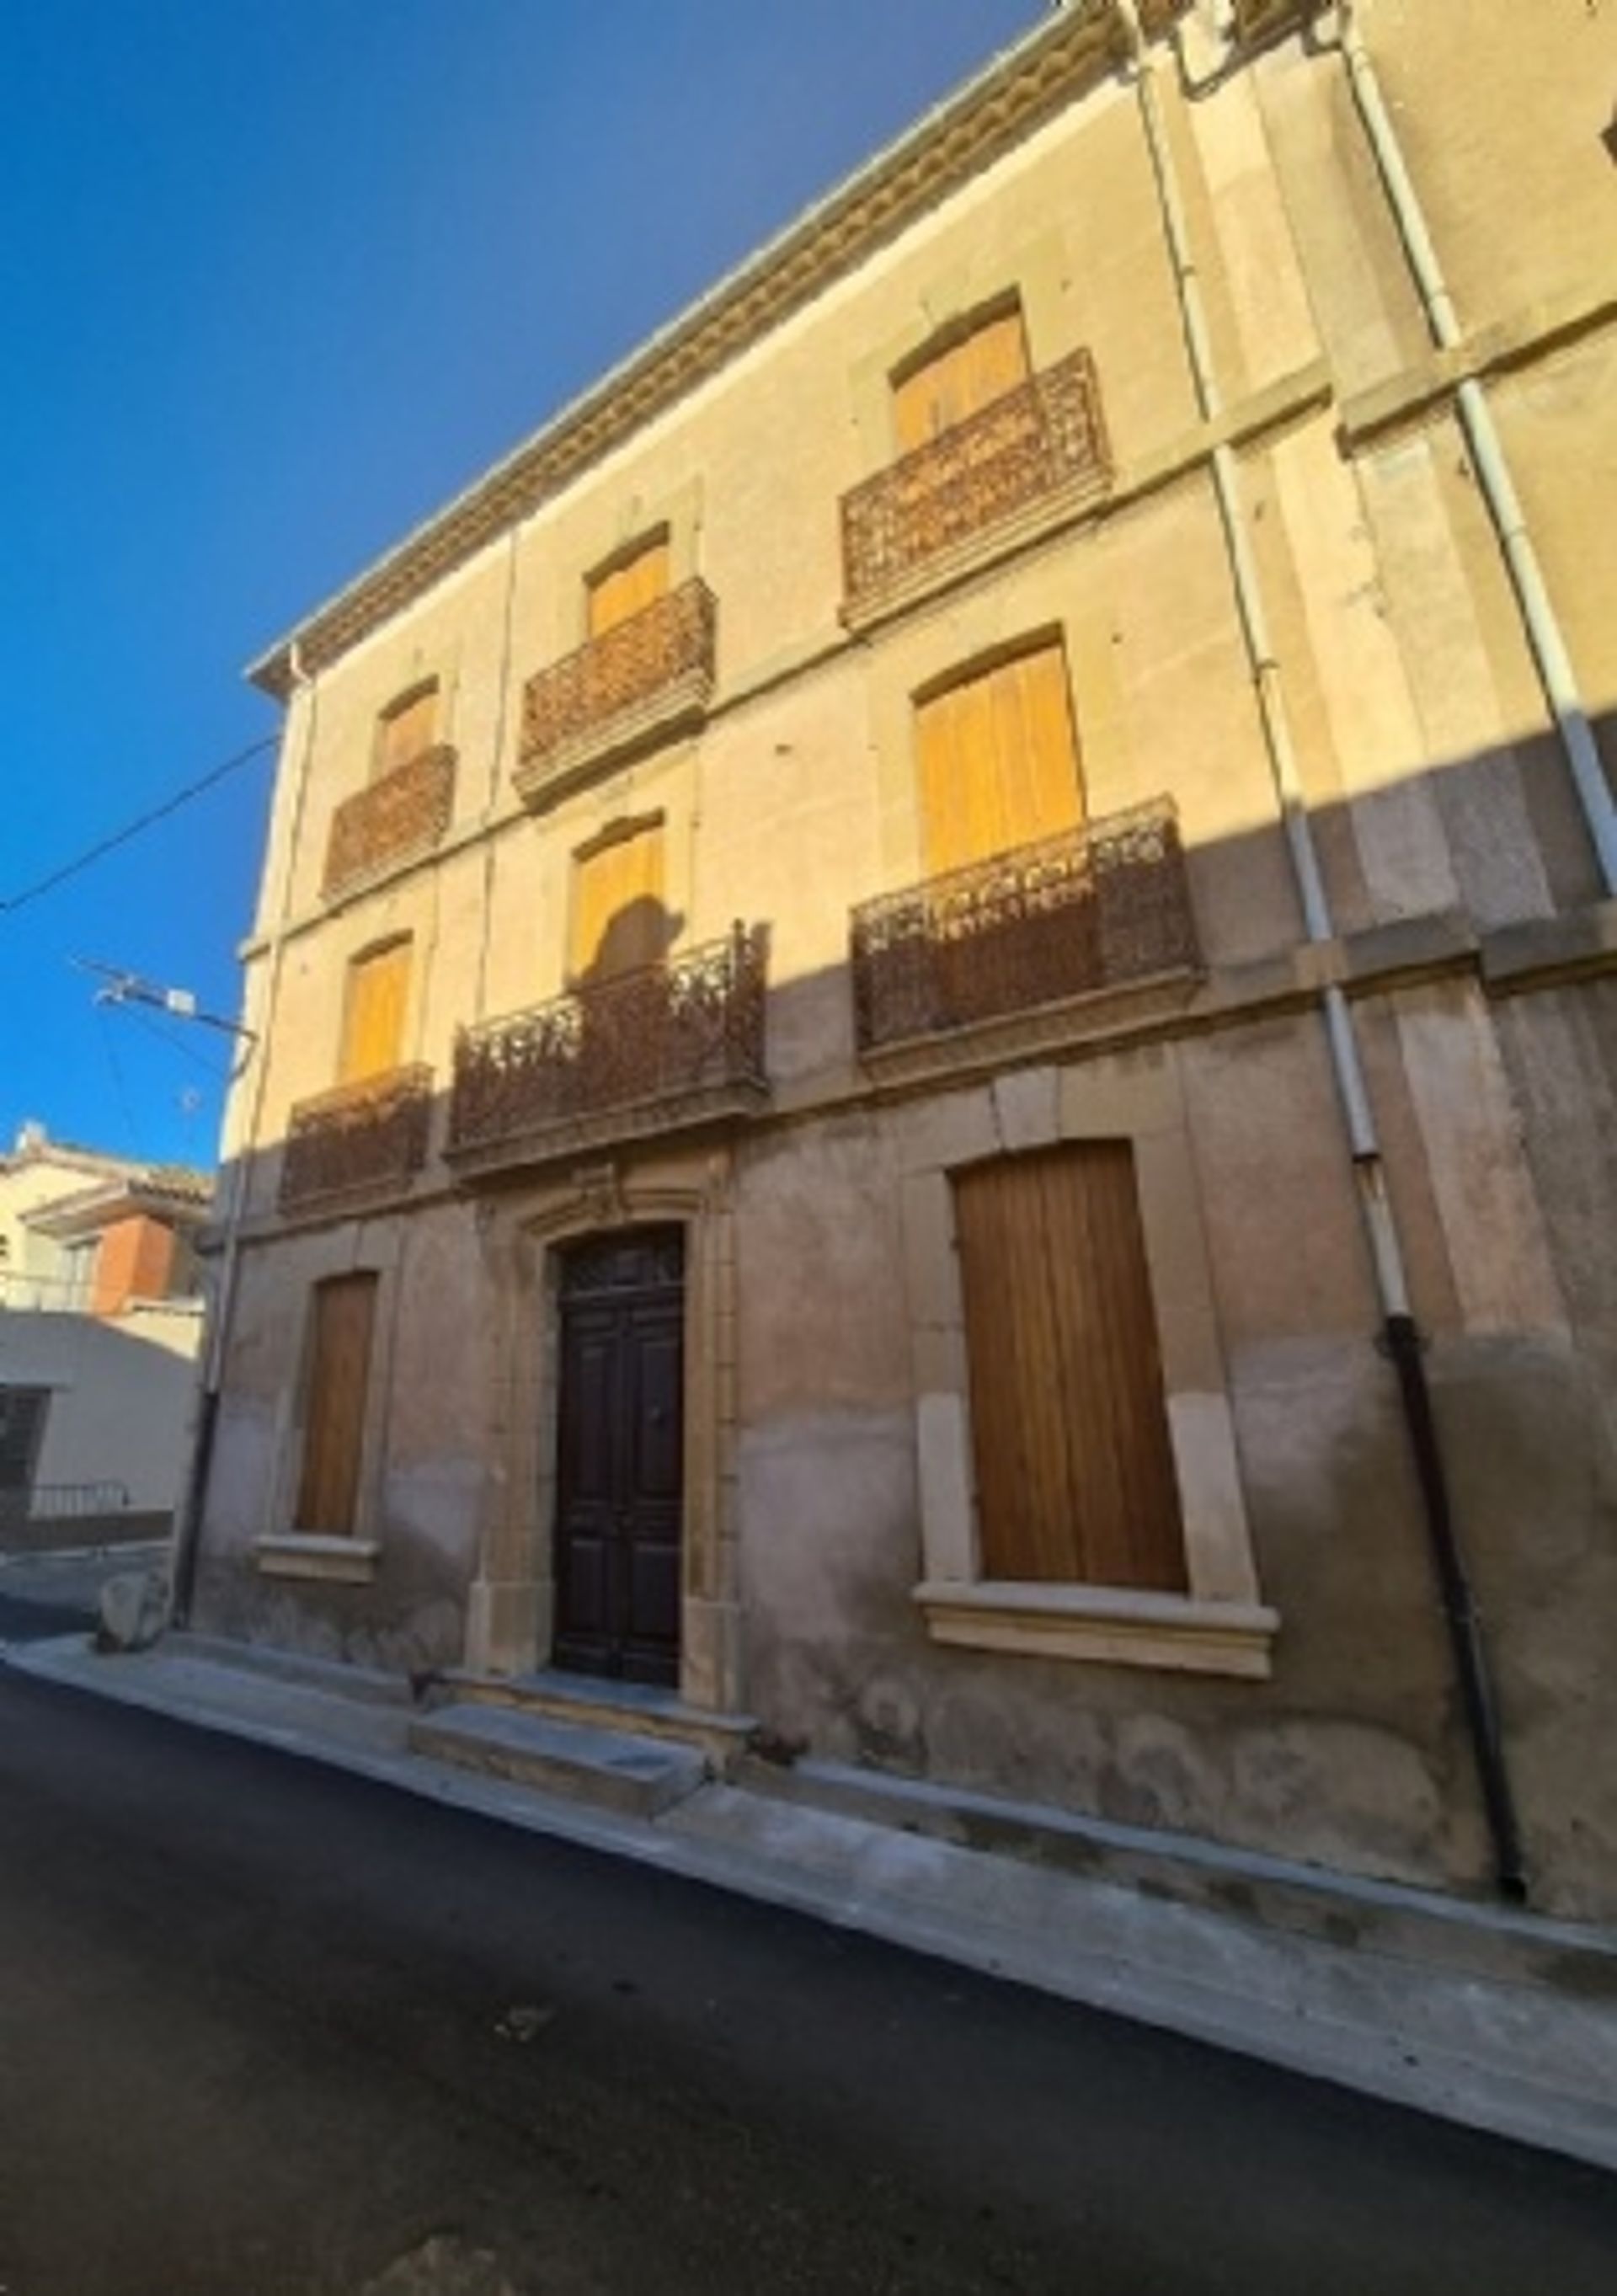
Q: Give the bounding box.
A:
[841,349,1111,613]
[448,924,767,1167]
[515,579,718,807]
[1230,0,1321,41]
[279,1065,434,1210]
[322,745,456,901]
[851,800,1198,1055]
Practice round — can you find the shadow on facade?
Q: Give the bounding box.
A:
[183,713,1617,1908]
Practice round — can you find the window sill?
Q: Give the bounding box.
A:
[913,1580,1278,1680]
[254,1534,380,1586]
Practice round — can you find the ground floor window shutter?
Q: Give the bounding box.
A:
[294,1273,378,1536]
[953,1142,1187,1592]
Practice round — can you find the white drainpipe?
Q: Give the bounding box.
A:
[1338,0,1617,894]
[1115,0,1526,1896]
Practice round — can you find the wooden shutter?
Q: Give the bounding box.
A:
[894,305,1030,452]
[376,685,436,779]
[587,536,671,639]
[953,1144,1187,1592]
[339,939,411,1084]
[917,641,1084,878]
[571,821,666,980]
[294,1273,377,1535]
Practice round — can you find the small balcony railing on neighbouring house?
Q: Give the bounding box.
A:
[0,1480,130,1524]
[514,579,718,808]
[841,349,1112,614]
[279,1065,434,1210]
[322,744,456,901]
[850,799,1198,1055]
[447,924,767,1172]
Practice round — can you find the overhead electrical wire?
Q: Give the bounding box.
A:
[0,731,276,919]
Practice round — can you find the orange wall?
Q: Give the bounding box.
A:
[91,1215,177,1316]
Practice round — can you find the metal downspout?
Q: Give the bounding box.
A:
[1116,0,1526,1898]
[171,652,318,1626]
[1338,0,1617,894]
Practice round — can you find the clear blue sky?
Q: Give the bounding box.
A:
[3,0,1041,1170]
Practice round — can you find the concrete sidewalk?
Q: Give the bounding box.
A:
[7,1621,1617,2177]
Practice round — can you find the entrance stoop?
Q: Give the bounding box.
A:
[426,1666,756,1775]
[409,1701,707,1821]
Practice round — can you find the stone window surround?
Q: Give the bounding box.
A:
[865,578,1136,907]
[371,673,442,781]
[252,1224,406,1584]
[539,477,707,660]
[545,761,693,1002]
[899,1050,1278,1679]
[846,227,1070,468]
[564,806,670,989]
[463,1146,744,1717]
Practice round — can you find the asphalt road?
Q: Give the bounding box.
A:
[1,1669,1614,2296]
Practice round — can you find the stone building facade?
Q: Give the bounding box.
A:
[191,0,1617,1919]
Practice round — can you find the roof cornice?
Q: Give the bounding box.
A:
[246,0,1133,701]
[22,1172,214,1240]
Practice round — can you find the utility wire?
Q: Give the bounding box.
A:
[0,732,275,918]
[94,1001,141,1156]
[118,1001,232,1085]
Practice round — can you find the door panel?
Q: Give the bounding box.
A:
[552,1230,685,1686]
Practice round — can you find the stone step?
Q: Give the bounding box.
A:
[431,1666,755,1771]
[409,1701,707,1819]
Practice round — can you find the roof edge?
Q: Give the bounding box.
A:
[246,0,1131,702]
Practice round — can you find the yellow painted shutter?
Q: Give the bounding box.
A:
[376,686,436,779]
[295,1273,378,1536]
[963,305,1029,411]
[587,537,671,639]
[953,1145,1187,1591]
[339,939,411,1084]
[917,642,1084,878]
[571,822,666,980]
[894,307,1031,452]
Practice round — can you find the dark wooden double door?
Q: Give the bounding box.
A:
[553,1228,685,1688]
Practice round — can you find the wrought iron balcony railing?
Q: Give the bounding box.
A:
[279,1065,434,1210]
[515,579,718,808]
[448,924,766,1167]
[322,745,456,901]
[841,349,1111,613]
[1230,0,1320,41]
[850,800,1198,1055]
